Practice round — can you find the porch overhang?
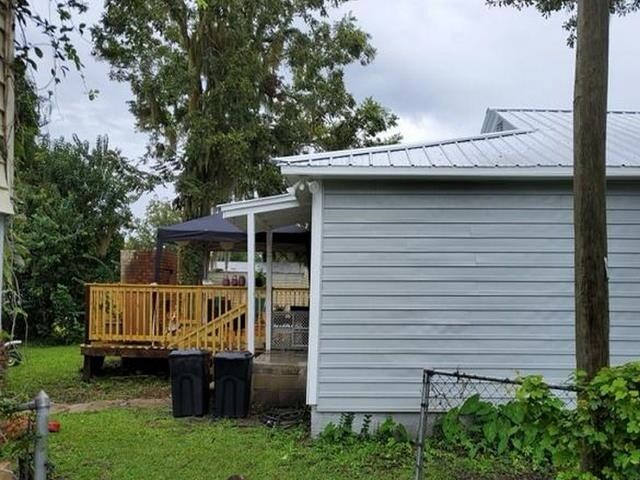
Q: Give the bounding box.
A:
[218,186,311,354]
[219,185,311,231]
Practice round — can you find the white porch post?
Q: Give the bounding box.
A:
[307,181,323,405]
[247,212,256,354]
[265,229,273,351]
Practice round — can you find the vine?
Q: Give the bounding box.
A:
[435,363,640,480]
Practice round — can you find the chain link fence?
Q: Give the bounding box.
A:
[414,369,579,480]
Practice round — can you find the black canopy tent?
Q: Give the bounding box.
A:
[153,213,310,282]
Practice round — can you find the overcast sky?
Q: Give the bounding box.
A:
[32,0,640,216]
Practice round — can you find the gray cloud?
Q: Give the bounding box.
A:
[28,0,640,215]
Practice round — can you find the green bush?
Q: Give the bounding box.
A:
[435,362,640,480]
[558,363,640,480]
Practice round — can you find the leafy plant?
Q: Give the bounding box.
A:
[359,414,372,438]
[317,414,412,471]
[318,413,357,444]
[555,363,640,480]
[0,390,33,467]
[435,364,640,480]
[373,417,409,445]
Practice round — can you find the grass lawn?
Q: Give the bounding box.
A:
[6,346,545,479]
[49,408,410,480]
[5,345,170,404]
[49,407,535,480]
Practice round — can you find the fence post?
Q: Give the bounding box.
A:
[33,390,50,480]
[414,370,431,480]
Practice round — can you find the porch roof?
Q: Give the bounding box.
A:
[219,186,311,232]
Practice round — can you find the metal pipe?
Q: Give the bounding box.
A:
[414,370,431,480]
[34,390,50,480]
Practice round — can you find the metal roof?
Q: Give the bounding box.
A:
[274,108,640,179]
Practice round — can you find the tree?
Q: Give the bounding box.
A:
[486,1,640,46]
[12,1,94,94]
[13,123,156,341]
[126,198,182,250]
[92,1,400,219]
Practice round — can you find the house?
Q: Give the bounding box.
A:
[0,0,15,336]
[219,108,640,434]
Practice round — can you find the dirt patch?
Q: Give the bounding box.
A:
[52,397,170,414]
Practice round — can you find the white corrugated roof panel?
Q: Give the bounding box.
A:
[274,109,640,178]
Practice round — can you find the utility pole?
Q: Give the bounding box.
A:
[573,0,610,474]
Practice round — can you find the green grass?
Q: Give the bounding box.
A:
[48,407,541,480]
[7,346,544,479]
[49,408,411,480]
[5,345,170,404]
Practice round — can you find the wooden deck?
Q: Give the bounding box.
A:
[82,284,309,374]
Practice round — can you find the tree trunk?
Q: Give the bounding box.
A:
[573,0,610,475]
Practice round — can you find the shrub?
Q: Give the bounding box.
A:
[435,362,640,480]
[556,362,640,480]
[0,392,34,469]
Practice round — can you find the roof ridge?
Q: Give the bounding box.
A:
[274,128,534,165]
[492,107,640,114]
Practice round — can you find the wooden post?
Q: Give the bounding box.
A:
[574,0,610,475]
[84,284,91,345]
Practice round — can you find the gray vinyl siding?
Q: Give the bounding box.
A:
[317,180,640,413]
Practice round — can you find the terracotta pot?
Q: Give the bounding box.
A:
[48,420,61,433]
[222,276,230,286]
[231,275,239,286]
[238,276,246,287]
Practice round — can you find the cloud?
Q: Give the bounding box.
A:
[23,0,640,216]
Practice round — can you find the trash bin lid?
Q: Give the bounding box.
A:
[214,351,253,360]
[169,349,209,357]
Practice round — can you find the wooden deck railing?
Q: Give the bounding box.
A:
[272,287,310,309]
[174,304,247,351]
[85,283,307,352]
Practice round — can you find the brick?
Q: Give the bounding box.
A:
[120,249,177,284]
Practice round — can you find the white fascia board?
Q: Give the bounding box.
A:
[280,166,640,181]
[220,192,300,218]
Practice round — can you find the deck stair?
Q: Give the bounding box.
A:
[171,303,248,352]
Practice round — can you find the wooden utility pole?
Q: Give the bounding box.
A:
[573,0,610,474]
[573,0,610,380]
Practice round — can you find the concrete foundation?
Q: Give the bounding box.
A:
[252,351,307,409]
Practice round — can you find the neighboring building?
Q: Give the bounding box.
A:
[220,108,640,434]
[207,260,308,288]
[0,0,14,334]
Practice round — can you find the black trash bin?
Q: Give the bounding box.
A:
[213,351,253,418]
[168,350,211,417]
